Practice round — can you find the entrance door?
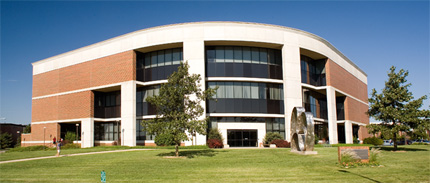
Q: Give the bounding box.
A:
[227,130,258,147]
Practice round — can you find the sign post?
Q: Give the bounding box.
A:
[101,170,106,183]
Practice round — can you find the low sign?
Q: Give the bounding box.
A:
[338,146,369,163]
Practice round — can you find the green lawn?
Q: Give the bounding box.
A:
[0,145,429,182]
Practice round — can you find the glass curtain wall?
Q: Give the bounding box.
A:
[136,48,183,82]
[94,122,120,141]
[207,82,284,114]
[206,46,282,79]
[94,91,121,118]
[136,85,160,116]
[300,55,326,86]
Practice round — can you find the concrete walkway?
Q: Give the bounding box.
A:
[0,149,153,164]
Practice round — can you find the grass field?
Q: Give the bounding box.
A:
[0,145,429,182]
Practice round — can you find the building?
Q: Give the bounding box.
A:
[0,123,26,147]
[24,22,369,147]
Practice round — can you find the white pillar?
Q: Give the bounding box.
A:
[81,118,94,148]
[326,86,338,144]
[184,40,207,146]
[345,120,353,144]
[121,80,136,146]
[282,45,302,142]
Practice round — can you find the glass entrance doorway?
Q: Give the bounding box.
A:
[227,130,258,147]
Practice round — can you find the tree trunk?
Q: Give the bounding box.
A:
[175,144,179,157]
[393,132,397,151]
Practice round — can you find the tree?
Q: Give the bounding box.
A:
[23,124,31,133]
[142,61,217,157]
[0,132,13,149]
[367,66,429,151]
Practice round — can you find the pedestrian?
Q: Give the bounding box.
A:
[56,139,61,157]
[53,137,56,145]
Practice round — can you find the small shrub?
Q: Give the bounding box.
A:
[64,131,76,143]
[412,142,429,145]
[62,143,80,149]
[363,137,383,146]
[7,145,54,152]
[208,128,223,141]
[353,137,359,144]
[155,133,175,146]
[207,139,223,148]
[270,139,290,148]
[314,135,320,145]
[369,147,381,163]
[340,149,360,165]
[263,132,283,145]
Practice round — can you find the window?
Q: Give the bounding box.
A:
[95,122,120,141]
[206,46,282,79]
[136,48,183,82]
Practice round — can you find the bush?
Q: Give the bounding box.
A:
[0,132,13,149]
[270,139,290,148]
[353,137,360,144]
[65,131,76,143]
[155,133,175,146]
[340,149,360,166]
[369,148,381,163]
[363,137,383,146]
[208,128,223,141]
[207,139,223,148]
[62,143,80,149]
[314,135,320,145]
[412,142,429,145]
[263,132,283,144]
[7,145,54,152]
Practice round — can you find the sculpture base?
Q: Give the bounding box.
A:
[291,150,318,155]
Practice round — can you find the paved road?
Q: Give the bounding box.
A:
[0,149,153,164]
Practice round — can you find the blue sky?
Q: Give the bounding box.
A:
[1,1,429,125]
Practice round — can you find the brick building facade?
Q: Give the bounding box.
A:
[25,22,369,147]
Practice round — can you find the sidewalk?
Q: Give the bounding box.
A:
[0,149,153,164]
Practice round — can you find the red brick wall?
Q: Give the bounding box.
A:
[326,59,368,102]
[33,50,136,98]
[344,97,369,124]
[30,123,60,142]
[32,91,93,122]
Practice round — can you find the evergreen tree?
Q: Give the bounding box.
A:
[367,66,429,151]
[142,61,217,157]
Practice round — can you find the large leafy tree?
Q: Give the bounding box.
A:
[142,61,216,157]
[367,66,429,151]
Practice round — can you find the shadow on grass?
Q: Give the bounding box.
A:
[377,146,428,152]
[338,170,381,183]
[157,149,224,158]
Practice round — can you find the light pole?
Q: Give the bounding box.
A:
[43,127,46,150]
[17,131,20,147]
[122,129,125,146]
[76,123,80,143]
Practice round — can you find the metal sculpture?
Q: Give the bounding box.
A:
[290,107,315,152]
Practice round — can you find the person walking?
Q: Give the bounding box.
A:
[56,139,61,157]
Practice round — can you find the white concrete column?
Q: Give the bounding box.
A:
[183,40,207,145]
[282,45,302,142]
[326,86,338,144]
[345,120,353,144]
[121,80,136,146]
[81,118,94,148]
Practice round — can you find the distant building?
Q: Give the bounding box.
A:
[25,22,369,147]
[0,123,25,147]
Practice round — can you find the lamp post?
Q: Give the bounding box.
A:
[43,127,46,150]
[17,131,20,147]
[122,129,125,146]
[76,123,80,143]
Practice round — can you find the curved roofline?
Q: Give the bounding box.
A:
[32,21,366,76]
